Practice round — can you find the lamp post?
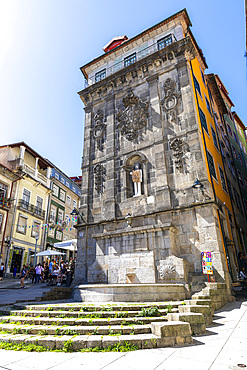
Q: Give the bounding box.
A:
[192,179,204,195]
[34,234,39,267]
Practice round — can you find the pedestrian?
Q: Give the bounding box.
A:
[35,263,43,284]
[20,265,28,288]
[13,265,17,279]
[0,263,5,281]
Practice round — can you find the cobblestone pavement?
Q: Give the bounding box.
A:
[0,299,246,369]
[0,277,53,306]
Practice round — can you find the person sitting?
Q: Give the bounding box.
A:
[57,264,67,286]
[49,265,60,285]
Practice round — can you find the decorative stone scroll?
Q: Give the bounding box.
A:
[117,89,149,141]
[169,138,184,169]
[94,163,105,193]
[159,264,176,280]
[161,78,180,123]
[93,110,106,150]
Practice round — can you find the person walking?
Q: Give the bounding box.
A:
[0,263,5,281]
[35,263,43,284]
[20,265,28,288]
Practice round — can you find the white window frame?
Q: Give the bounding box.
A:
[60,189,65,202]
[53,184,59,197]
[66,195,71,205]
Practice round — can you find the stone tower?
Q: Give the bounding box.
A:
[74,9,231,294]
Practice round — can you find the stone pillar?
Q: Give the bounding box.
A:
[103,94,115,220]
[19,145,26,168]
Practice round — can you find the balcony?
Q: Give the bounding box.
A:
[23,164,49,187]
[18,199,45,220]
[85,34,176,87]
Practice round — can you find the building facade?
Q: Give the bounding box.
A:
[45,165,81,261]
[0,143,51,273]
[75,9,247,292]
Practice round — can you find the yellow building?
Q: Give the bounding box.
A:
[0,142,52,273]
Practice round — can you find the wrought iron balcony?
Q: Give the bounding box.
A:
[18,199,45,219]
[84,33,176,87]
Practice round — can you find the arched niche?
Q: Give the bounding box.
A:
[122,152,148,199]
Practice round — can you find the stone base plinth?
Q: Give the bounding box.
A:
[73,283,189,302]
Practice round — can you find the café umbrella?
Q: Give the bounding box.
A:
[33,250,66,257]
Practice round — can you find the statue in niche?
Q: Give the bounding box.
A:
[130,164,142,197]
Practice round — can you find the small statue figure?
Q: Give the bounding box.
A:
[130,164,142,197]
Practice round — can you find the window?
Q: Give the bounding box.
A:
[219,166,228,193]
[50,206,56,223]
[21,189,31,210]
[60,189,65,202]
[124,53,136,67]
[231,145,237,159]
[227,124,232,136]
[233,132,238,143]
[193,74,201,96]
[211,126,219,150]
[237,170,244,186]
[17,214,27,234]
[53,184,59,197]
[48,228,55,238]
[201,69,206,85]
[238,154,244,166]
[65,214,70,226]
[0,182,8,198]
[31,221,40,238]
[66,195,71,205]
[35,196,43,217]
[57,209,64,225]
[207,151,217,180]
[56,230,62,241]
[205,96,212,115]
[95,69,106,82]
[55,173,59,180]
[157,35,173,50]
[208,88,213,102]
[233,188,243,213]
[0,213,3,232]
[73,200,77,209]
[66,181,70,188]
[199,107,208,134]
[60,177,65,184]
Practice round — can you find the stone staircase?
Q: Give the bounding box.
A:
[0,282,232,351]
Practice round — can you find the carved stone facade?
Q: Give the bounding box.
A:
[74,13,231,296]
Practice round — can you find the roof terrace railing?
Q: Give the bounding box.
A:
[84,33,176,88]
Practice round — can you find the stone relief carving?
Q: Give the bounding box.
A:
[159,264,176,280]
[161,78,180,123]
[93,110,106,150]
[91,269,107,283]
[116,89,149,141]
[94,163,105,193]
[169,138,184,169]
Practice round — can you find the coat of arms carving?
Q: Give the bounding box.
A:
[93,110,106,150]
[116,89,149,141]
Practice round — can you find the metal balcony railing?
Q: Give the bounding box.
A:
[84,34,176,87]
[18,199,45,219]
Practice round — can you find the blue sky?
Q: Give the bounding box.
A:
[0,0,246,177]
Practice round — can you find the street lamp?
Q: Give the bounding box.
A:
[192,179,204,195]
[34,233,39,267]
[70,208,84,225]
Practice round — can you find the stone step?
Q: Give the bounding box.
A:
[178,305,212,326]
[21,302,182,312]
[0,320,193,350]
[10,308,178,319]
[0,315,168,327]
[166,312,206,335]
[0,322,151,336]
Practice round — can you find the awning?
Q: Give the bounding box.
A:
[54,239,77,251]
[34,250,66,257]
